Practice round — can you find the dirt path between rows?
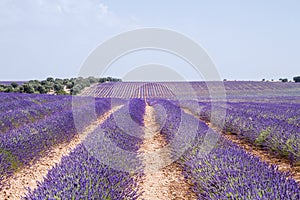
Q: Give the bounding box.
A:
[0,106,122,200]
[138,105,197,200]
[181,107,300,184]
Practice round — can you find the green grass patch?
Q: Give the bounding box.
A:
[255,127,271,146]
[0,148,21,171]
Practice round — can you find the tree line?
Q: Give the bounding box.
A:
[294,76,300,82]
[261,76,300,82]
[0,76,121,95]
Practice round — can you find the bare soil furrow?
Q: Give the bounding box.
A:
[138,105,197,200]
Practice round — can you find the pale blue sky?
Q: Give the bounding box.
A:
[0,0,299,81]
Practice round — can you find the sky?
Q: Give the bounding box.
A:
[0,0,299,81]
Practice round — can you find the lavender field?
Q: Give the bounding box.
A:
[0,81,299,199]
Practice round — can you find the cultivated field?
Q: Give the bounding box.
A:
[0,81,299,199]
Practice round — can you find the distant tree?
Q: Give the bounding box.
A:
[36,85,47,94]
[11,82,18,88]
[18,85,24,93]
[54,83,63,92]
[88,76,98,84]
[262,79,265,82]
[4,86,14,92]
[223,79,227,82]
[55,78,63,82]
[41,80,48,85]
[29,80,39,83]
[63,78,70,85]
[30,83,40,91]
[70,85,81,95]
[23,84,35,93]
[77,77,84,82]
[293,76,300,82]
[279,78,288,82]
[44,84,53,91]
[99,77,107,83]
[112,77,121,82]
[46,77,54,82]
[75,79,90,88]
[66,82,74,89]
[83,79,91,87]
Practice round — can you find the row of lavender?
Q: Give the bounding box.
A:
[0,96,72,133]
[179,100,300,164]
[81,81,300,99]
[150,99,300,199]
[25,99,146,199]
[0,93,111,185]
[0,92,59,111]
